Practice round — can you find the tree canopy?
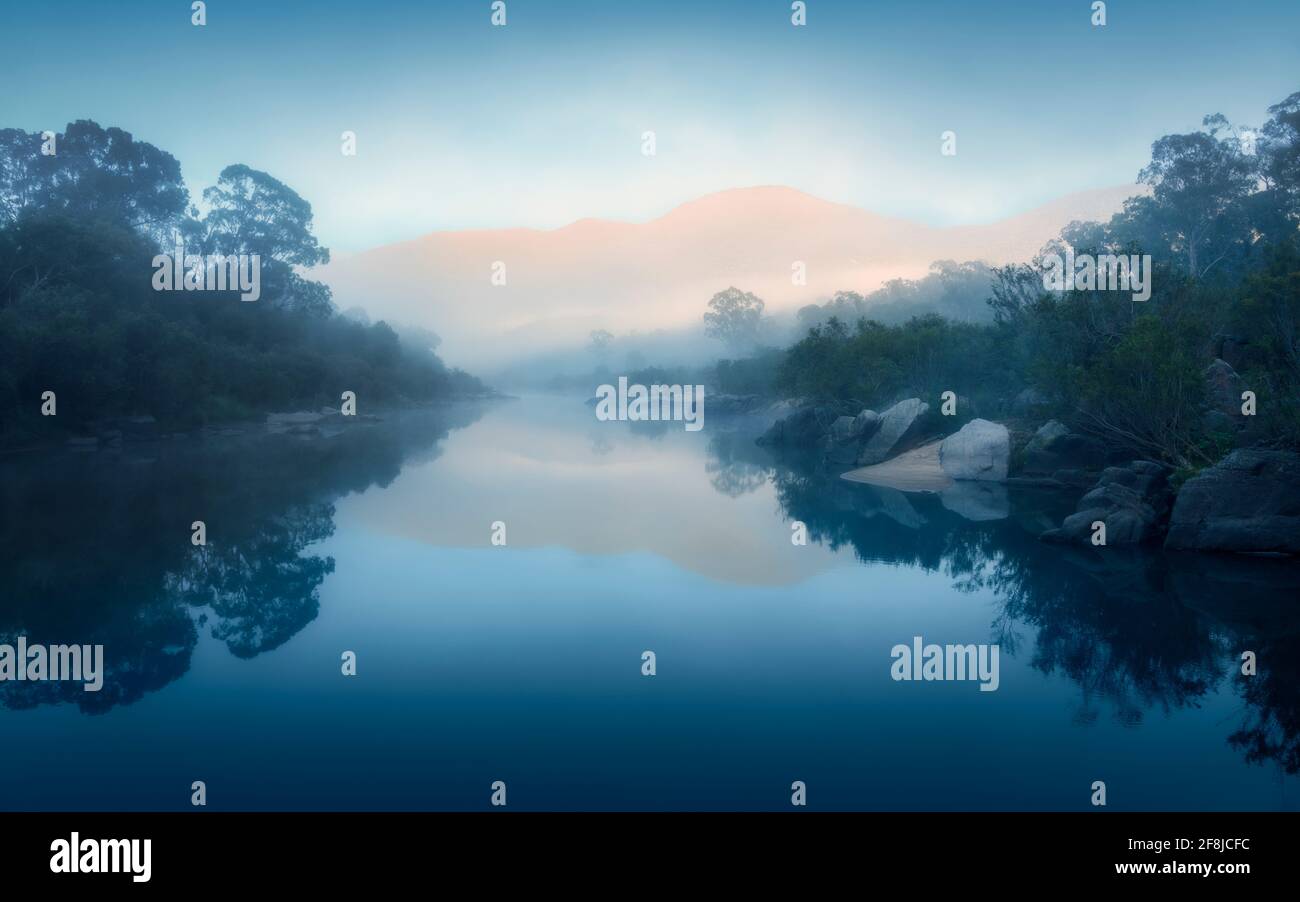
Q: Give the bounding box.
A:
[0,120,484,448]
[768,88,1300,468]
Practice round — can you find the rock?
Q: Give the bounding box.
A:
[823,409,880,464]
[939,418,1009,481]
[1164,449,1300,554]
[827,415,857,440]
[854,409,881,436]
[1101,459,1168,494]
[1021,422,1106,475]
[1027,419,1070,449]
[756,401,857,447]
[823,416,860,462]
[857,398,930,466]
[1042,460,1172,546]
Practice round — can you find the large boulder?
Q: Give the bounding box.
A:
[939,418,1009,481]
[1042,460,1172,546]
[857,398,930,466]
[1164,449,1300,554]
[1027,419,1069,449]
[756,401,857,448]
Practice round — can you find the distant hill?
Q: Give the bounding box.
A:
[320,184,1141,369]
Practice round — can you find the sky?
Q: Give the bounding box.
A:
[2,0,1298,252]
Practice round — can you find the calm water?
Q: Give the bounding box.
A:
[2,395,1298,811]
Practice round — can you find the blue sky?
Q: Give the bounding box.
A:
[2,0,1297,251]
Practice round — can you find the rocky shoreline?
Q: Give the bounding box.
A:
[758,395,1300,557]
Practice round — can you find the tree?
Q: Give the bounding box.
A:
[197,165,329,266]
[1132,124,1257,277]
[1260,91,1300,229]
[1076,316,1210,468]
[195,165,332,315]
[0,129,40,224]
[986,262,1047,326]
[0,121,189,242]
[703,287,765,350]
[0,127,487,446]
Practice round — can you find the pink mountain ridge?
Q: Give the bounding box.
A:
[320,184,1141,370]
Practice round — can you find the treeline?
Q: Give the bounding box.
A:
[0,121,485,448]
[794,260,998,332]
[770,91,1300,469]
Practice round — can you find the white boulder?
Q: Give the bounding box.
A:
[939,418,1009,482]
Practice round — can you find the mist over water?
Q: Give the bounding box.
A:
[0,396,1296,810]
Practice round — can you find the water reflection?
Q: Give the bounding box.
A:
[0,404,485,713]
[760,443,1300,775]
[1,393,1298,795]
[704,432,768,498]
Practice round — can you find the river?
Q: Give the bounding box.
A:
[1,394,1297,810]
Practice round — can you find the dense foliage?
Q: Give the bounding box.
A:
[771,91,1300,467]
[794,260,998,332]
[0,121,485,447]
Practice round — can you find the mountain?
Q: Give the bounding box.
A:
[320,184,1140,370]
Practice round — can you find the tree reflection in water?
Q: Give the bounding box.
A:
[732,440,1300,775]
[0,404,485,713]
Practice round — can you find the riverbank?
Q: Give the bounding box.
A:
[841,440,951,492]
[0,393,507,458]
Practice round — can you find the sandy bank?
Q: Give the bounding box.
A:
[840,440,951,492]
